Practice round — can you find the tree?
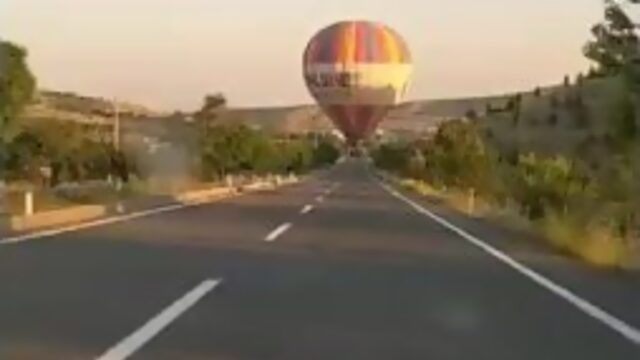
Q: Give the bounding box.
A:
[465,109,478,120]
[422,120,499,196]
[313,138,340,166]
[533,87,542,97]
[0,41,36,183]
[584,0,639,75]
[512,154,588,220]
[372,142,411,174]
[195,93,227,128]
[610,91,638,145]
[0,41,36,139]
[576,72,585,87]
[512,94,523,126]
[569,94,591,129]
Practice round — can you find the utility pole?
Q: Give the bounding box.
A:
[113,98,121,152]
[112,98,123,193]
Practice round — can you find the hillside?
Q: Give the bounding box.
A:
[477,77,623,162]
[223,94,515,137]
[22,85,586,145]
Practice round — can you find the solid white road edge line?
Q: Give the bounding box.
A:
[95,279,221,360]
[0,202,192,246]
[300,204,314,215]
[265,222,293,242]
[378,181,640,346]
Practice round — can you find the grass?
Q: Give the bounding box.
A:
[398,178,492,216]
[539,213,628,268]
[397,176,633,269]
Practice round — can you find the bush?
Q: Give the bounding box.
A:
[198,124,338,180]
[4,119,129,186]
[374,120,503,199]
[533,87,542,97]
[465,109,478,120]
[610,92,637,145]
[511,154,590,220]
[372,142,411,175]
[371,119,635,268]
[312,138,341,167]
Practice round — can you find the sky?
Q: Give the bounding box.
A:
[1,0,605,111]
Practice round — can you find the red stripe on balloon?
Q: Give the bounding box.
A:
[355,22,367,62]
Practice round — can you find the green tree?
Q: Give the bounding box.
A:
[372,142,411,174]
[584,0,639,75]
[313,138,340,166]
[610,91,638,145]
[512,94,523,126]
[422,120,499,196]
[465,109,478,120]
[533,87,542,97]
[0,41,36,138]
[195,93,227,129]
[512,154,589,219]
[0,41,36,180]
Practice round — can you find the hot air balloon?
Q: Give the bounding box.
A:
[303,21,412,146]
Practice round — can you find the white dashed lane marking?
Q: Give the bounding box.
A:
[300,205,314,215]
[264,222,293,242]
[96,279,221,360]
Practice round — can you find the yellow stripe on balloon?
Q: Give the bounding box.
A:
[380,27,401,63]
[341,22,357,65]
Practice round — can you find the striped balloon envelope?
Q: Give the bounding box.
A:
[303,21,412,145]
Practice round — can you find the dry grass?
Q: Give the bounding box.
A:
[540,213,628,268]
[398,178,492,216]
[397,176,631,269]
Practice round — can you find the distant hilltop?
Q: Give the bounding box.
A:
[23,90,164,126]
[21,87,558,137]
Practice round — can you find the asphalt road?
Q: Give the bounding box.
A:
[1,160,640,359]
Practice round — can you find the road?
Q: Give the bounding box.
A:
[1,160,640,359]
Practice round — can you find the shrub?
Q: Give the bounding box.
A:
[198,124,333,180]
[533,87,542,97]
[510,154,589,220]
[372,142,411,175]
[465,109,478,120]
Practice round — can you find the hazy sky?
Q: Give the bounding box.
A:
[2,0,604,110]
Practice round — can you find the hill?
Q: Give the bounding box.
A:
[476,77,625,163]
[22,85,587,147]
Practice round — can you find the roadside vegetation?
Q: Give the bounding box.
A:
[0,45,340,216]
[373,0,640,269]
